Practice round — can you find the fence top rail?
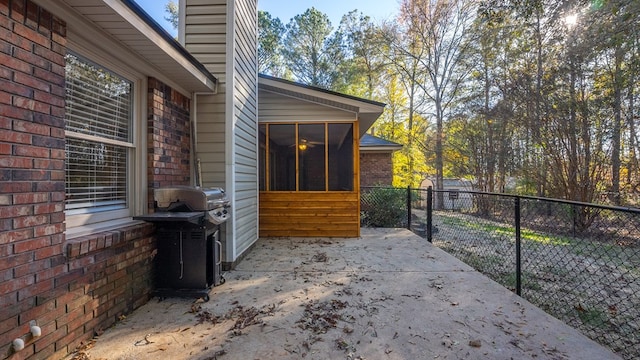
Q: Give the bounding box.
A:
[417,187,640,215]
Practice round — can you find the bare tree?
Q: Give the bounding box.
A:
[398,0,476,203]
[382,17,430,187]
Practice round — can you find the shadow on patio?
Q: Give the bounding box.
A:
[79,228,619,360]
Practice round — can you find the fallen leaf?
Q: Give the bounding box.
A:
[469,339,482,347]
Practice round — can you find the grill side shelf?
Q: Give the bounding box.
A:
[134,212,204,225]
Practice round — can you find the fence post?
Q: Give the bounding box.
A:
[407,186,412,230]
[571,204,577,238]
[514,197,522,296]
[427,187,433,243]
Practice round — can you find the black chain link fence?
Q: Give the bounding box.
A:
[360,186,640,359]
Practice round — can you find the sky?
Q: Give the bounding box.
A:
[133,0,399,37]
[134,0,176,36]
[257,0,399,26]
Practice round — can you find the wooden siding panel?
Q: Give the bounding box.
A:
[260,229,360,237]
[259,192,360,237]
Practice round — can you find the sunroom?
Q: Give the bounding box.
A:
[258,74,385,237]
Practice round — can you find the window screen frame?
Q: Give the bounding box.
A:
[259,121,356,192]
[64,48,144,231]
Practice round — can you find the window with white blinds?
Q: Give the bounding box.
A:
[64,53,133,216]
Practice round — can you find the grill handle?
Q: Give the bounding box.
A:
[216,240,222,266]
[179,231,184,279]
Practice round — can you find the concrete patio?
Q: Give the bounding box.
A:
[80,228,620,359]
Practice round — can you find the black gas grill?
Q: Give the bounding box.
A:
[134,186,230,301]
[153,185,230,225]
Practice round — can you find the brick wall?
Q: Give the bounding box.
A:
[0,2,194,359]
[147,78,192,210]
[39,225,154,359]
[0,0,70,357]
[360,152,394,187]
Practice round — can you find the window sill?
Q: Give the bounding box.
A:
[65,219,153,259]
[65,218,143,239]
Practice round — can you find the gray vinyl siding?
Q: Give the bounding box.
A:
[183,0,258,265]
[183,1,228,82]
[232,0,258,257]
[194,93,226,186]
[259,91,358,122]
[184,0,228,189]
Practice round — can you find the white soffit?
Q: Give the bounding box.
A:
[34,0,216,94]
[258,75,385,135]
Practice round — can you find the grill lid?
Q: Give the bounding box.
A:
[155,186,229,211]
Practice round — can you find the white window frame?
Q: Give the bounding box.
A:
[64,41,146,237]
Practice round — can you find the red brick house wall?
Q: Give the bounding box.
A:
[0,1,193,358]
[147,78,192,210]
[360,152,394,187]
[0,0,70,357]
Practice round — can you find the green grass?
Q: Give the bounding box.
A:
[576,307,608,329]
[440,214,640,274]
[490,272,543,292]
[544,264,570,277]
[440,214,574,246]
[447,250,544,292]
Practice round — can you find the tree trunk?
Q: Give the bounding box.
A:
[610,43,623,204]
[628,70,637,185]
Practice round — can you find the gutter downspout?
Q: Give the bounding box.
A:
[191,89,217,188]
[191,92,201,188]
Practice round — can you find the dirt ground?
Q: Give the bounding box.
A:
[72,228,620,360]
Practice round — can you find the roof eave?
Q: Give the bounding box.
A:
[33,0,217,94]
[259,75,385,135]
